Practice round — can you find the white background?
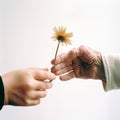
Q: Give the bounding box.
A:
[0,0,120,120]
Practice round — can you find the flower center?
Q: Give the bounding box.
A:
[57,35,64,41]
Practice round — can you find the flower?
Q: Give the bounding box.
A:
[52,26,73,45]
[50,26,73,82]
[52,26,73,65]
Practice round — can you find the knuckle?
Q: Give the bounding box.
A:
[34,99,41,105]
[43,92,47,97]
[24,81,33,89]
[23,98,31,106]
[23,98,40,106]
[78,45,86,52]
[40,91,47,98]
[40,82,47,90]
[70,48,78,57]
[22,69,31,77]
[80,45,86,49]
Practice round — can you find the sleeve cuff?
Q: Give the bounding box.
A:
[102,54,120,91]
[0,76,4,110]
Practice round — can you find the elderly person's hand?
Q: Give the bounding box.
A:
[51,45,105,81]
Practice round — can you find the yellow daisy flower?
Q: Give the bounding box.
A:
[52,26,73,45]
[50,26,73,82]
[52,26,73,64]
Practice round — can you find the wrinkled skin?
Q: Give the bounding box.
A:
[51,45,105,81]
